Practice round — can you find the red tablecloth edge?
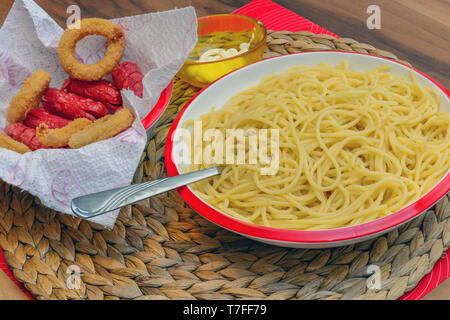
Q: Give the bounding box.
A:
[234,0,450,300]
[0,249,34,299]
[0,0,447,301]
[234,0,338,37]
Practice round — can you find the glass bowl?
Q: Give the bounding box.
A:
[178,14,267,88]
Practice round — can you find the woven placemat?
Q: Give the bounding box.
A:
[0,31,449,300]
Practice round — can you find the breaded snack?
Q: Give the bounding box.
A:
[36,118,92,148]
[58,18,124,81]
[6,70,51,123]
[0,132,31,154]
[68,108,134,149]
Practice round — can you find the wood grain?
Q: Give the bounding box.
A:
[0,269,28,300]
[276,0,450,87]
[421,278,450,300]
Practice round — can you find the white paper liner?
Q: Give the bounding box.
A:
[0,0,198,228]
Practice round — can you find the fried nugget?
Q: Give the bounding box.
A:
[68,108,134,149]
[0,132,31,154]
[36,118,92,148]
[6,70,51,123]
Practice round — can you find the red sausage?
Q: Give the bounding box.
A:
[62,78,122,110]
[23,108,71,129]
[112,61,144,98]
[43,88,109,120]
[5,123,47,151]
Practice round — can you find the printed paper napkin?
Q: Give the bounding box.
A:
[0,0,198,228]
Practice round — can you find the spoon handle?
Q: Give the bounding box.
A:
[71,166,222,218]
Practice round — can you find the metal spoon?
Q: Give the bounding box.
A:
[71,166,223,219]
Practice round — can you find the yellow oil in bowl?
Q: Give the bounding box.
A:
[178,14,267,88]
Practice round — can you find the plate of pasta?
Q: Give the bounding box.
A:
[165,51,450,248]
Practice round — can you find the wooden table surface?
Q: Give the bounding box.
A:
[0,0,449,300]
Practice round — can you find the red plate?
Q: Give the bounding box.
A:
[141,80,173,130]
[165,51,450,248]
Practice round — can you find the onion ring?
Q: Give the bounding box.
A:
[6,69,51,123]
[58,18,125,81]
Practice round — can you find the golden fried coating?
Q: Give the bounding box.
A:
[6,70,51,123]
[58,18,125,81]
[36,118,92,148]
[68,108,134,149]
[0,132,31,154]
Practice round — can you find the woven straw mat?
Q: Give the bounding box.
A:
[0,31,448,300]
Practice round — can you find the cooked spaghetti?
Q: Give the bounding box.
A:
[185,61,450,230]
